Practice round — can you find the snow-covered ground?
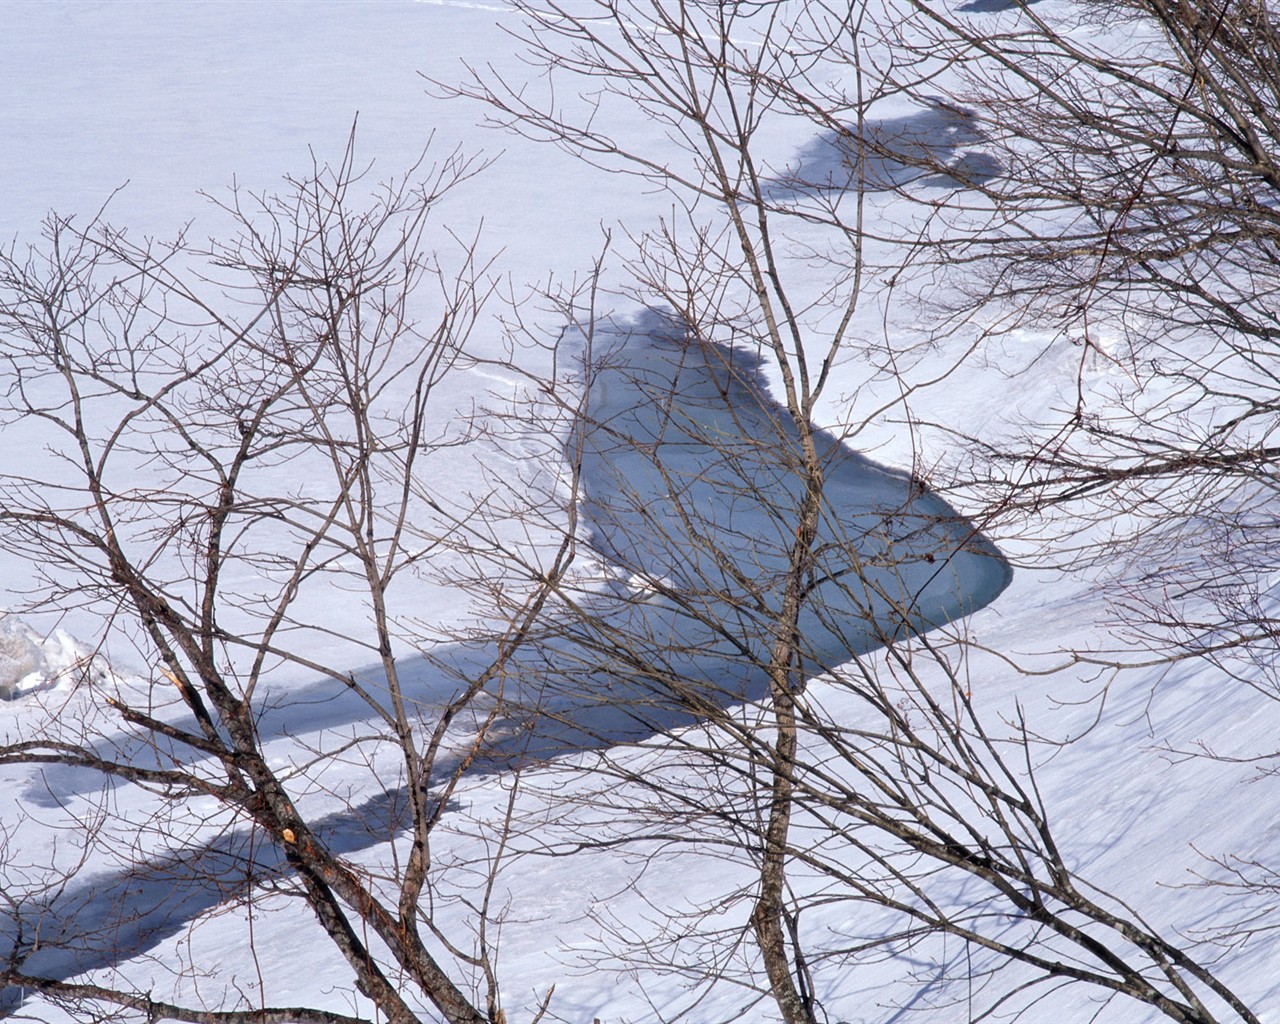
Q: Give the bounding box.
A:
[2,2,1279,1022]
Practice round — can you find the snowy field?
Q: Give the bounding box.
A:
[2,2,1279,1022]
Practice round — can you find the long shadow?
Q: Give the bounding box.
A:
[957,0,1043,12]
[3,311,1012,1011]
[767,98,1001,200]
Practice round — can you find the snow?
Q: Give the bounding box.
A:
[0,618,104,701]
[1,1,1278,1022]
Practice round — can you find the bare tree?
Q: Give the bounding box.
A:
[888,0,1280,647]
[437,2,1265,1021]
[0,136,567,1024]
[858,0,1280,948]
[2,2,1274,1022]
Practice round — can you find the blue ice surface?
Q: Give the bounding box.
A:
[577,309,1010,656]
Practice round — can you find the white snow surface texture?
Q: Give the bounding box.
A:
[0,2,1277,1023]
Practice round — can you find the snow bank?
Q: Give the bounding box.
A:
[0,616,100,701]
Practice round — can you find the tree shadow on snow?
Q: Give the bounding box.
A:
[767,99,1001,200]
[957,0,1043,13]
